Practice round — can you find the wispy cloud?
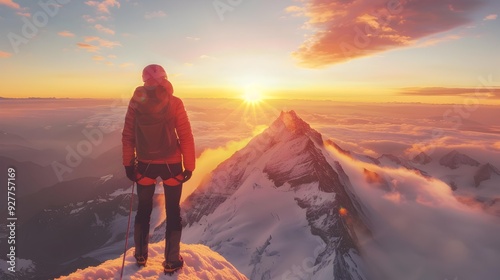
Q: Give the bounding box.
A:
[16,11,30,17]
[84,36,121,48]
[293,0,483,68]
[58,31,75,37]
[186,36,200,41]
[284,5,304,17]
[92,55,105,61]
[200,54,216,60]
[400,87,500,99]
[483,14,497,21]
[0,50,12,58]
[94,24,115,35]
[85,0,120,14]
[77,43,99,52]
[0,0,20,9]
[415,34,462,48]
[145,10,166,19]
[83,14,109,23]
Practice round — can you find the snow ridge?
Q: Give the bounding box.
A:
[439,150,480,169]
[57,242,248,280]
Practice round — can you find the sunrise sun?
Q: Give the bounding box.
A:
[242,88,264,104]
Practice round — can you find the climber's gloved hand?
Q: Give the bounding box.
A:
[125,165,136,182]
[182,170,192,183]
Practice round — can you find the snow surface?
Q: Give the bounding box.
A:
[57,242,248,280]
[182,170,327,279]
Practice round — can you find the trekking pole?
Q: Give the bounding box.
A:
[120,182,135,280]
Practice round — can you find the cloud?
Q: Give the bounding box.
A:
[180,138,251,203]
[285,5,304,17]
[94,24,115,35]
[84,36,121,48]
[77,43,99,52]
[415,34,462,47]
[200,54,216,60]
[0,50,12,58]
[144,10,166,19]
[493,142,500,151]
[98,40,121,48]
[293,0,483,67]
[326,146,500,280]
[16,12,30,17]
[400,87,500,99]
[483,14,497,21]
[0,0,20,9]
[83,14,110,23]
[360,140,411,156]
[92,55,105,61]
[58,31,75,37]
[85,0,120,14]
[186,36,200,41]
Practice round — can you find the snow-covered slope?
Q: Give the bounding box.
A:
[474,163,500,188]
[56,242,248,280]
[180,111,368,280]
[439,150,480,170]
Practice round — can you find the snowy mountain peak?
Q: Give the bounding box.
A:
[277,110,307,132]
[412,151,432,164]
[439,150,480,169]
[269,110,323,145]
[474,163,500,187]
[181,111,368,279]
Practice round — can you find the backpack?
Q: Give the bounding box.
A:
[133,86,179,160]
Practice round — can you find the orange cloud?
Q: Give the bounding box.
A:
[416,34,461,47]
[16,12,30,17]
[493,142,500,151]
[0,50,12,58]
[285,5,304,17]
[84,36,121,48]
[0,0,20,9]
[483,14,497,21]
[58,31,75,37]
[94,24,115,35]
[85,0,120,14]
[77,43,99,52]
[293,0,482,67]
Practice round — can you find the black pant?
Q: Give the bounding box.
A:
[135,162,183,232]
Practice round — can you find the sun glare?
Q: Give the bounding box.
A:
[242,88,264,104]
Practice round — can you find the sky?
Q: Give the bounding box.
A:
[0,0,499,103]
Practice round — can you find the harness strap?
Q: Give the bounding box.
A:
[135,172,185,186]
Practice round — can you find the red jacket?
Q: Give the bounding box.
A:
[122,86,196,171]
